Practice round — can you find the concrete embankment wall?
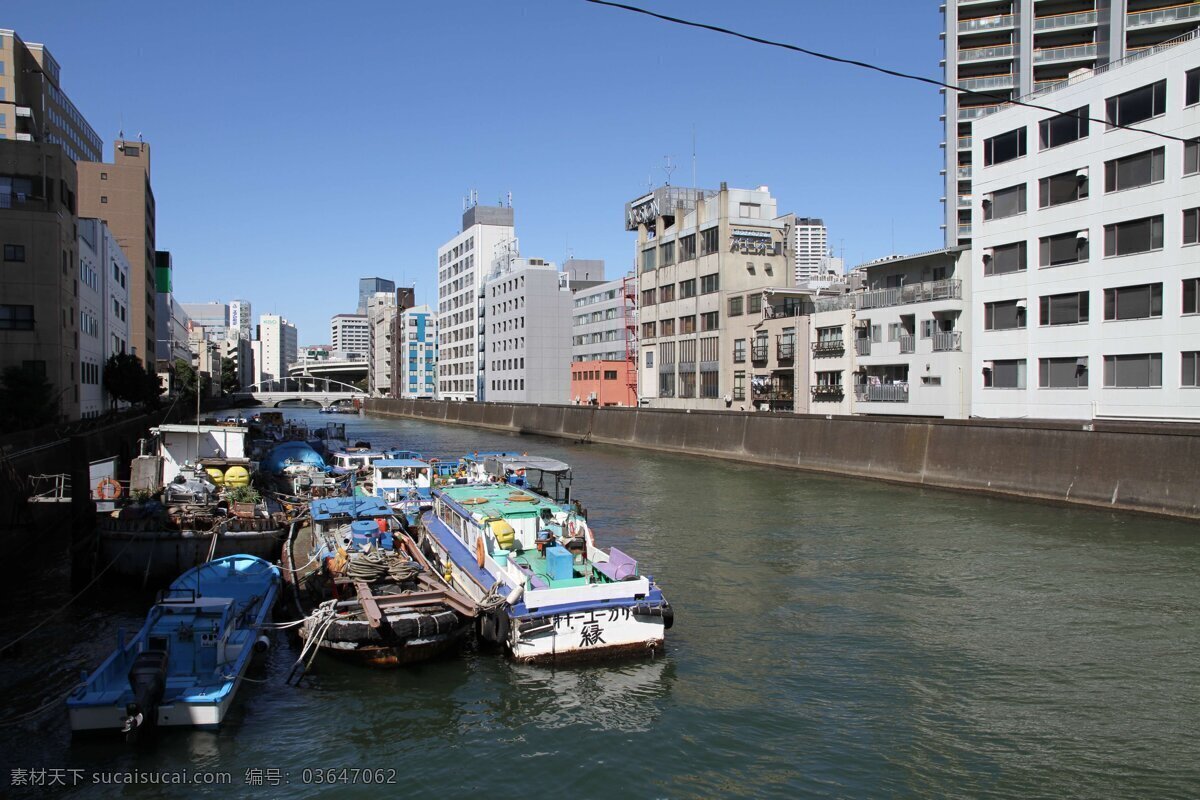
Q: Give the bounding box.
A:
[366,398,1200,521]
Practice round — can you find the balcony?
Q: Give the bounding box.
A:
[811,384,844,400]
[855,338,872,357]
[899,335,916,354]
[958,136,973,151]
[777,340,796,361]
[1032,43,1098,64]
[856,278,963,311]
[958,104,1003,120]
[812,339,845,356]
[1034,10,1098,31]
[957,165,973,180]
[958,224,973,238]
[932,330,963,352]
[750,344,769,362]
[854,383,910,403]
[957,194,972,208]
[957,44,1014,63]
[1127,3,1200,29]
[958,14,1015,34]
[959,73,1016,91]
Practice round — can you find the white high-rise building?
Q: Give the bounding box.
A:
[77,218,131,417]
[484,258,572,404]
[970,35,1200,421]
[437,203,516,401]
[396,304,438,399]
[793,218,829,284]
[330,314,369,358]
[258,314,297,383]
[229,300,252,341]
[367,292,398,397]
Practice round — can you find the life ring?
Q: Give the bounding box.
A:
[475,536,486,568]
[96,478,122,501]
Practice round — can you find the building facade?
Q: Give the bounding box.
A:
[358,277,395,315]
[943,0,1199,248]
[367,292,397,397]
[631,184,796,410]
[393,304,438,399]
[330,313,369,358]
[484,258,572,404]
[793,218,830,284]
[181,302,229,341]
[570,272,637,406]
[77,218,130,416]
[228,299,251,341]
[437,204,515,401]
[971,35,1200,421]
[258,314,297,384]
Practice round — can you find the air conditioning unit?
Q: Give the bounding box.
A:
[1015,299,1027,309]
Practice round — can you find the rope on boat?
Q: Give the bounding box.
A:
[342,550,421,584]
[478,581,510,614]
[285,600,339,686]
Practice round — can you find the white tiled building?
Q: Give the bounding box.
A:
[77,218,130,417]
[484,258,571,404]
[330,313,369,358]
[396,304,438,399]
[971,35,1200,421]
[258,314,297,384]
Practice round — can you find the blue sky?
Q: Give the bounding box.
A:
[10,1,948,344]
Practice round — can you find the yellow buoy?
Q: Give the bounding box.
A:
[223,465,250,488]
[488,519,516,550]
[205,468,225,485]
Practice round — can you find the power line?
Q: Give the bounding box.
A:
[583,0,1193,144]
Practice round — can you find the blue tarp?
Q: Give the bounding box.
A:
[262,441,327,476]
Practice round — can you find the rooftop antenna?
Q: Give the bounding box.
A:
[507,191,512,208]
[663,155,676,187]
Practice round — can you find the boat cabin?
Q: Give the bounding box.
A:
[372,458,433,506]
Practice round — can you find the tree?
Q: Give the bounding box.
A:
[174,358,211,405]
[0,364,58,430]
[103,352,161,409]
[220,357,240,396]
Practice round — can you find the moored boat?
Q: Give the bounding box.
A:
[281,496,475,668]
[67,555,280,739]
[420,483,672,663]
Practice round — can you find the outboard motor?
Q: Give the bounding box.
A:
[122,649,168,742]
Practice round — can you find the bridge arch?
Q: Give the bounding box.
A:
[245,376,363,394]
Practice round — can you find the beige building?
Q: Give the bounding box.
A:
[630,184,795,410]
[0,141,81,419]
[77,141,157,367]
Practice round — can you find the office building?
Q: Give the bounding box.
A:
[630,183,796,410]
[393,304,438,399]
[367,292,398,397]
[77,140,157,366]
[222,335,254,392]
[437,202,516,401]
[258,314,297,383]
[943,0,1199,248]
[0,141,80,420]
[0,29,103,163]
[483,258,572,404]
[330,313,369,358]
[181,302,229,341]
[77,218,131,417]
[793,218,830,284]
[228,300,252,341]
[358,277,395,315]
[970,34,1200,421]
[570,272,638,406]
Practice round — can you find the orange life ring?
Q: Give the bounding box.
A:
[475,535,486,568]
[96,478,122,501]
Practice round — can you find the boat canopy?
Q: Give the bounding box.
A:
[483,455,570,477]
[310,496,391,521]
[374,458,430,469]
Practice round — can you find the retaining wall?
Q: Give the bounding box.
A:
[366,398,1200,521]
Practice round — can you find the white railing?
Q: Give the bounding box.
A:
[1034,10,1098,31]
[933,331,963,352]
[958,44,1014,63]
[957,165,973,179]
[899,336,916,354]
[958,224,973,238]
[1033,43,1098,63]
[854,383,910,403]
[959,14,1015,33]
[1127,3,1200,28]
[958,104,1003,120]
[958,136,973,150]
[855,338,872,357]
[960,73,1016,91]
[957,194,972,208]
[857,279,963,311]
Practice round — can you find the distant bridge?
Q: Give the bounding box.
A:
[287,358,369,385]
[234,377,367,409]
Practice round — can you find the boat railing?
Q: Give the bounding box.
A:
[26,473,71,501]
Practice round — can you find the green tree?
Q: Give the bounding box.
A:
[103,352,160,408]
[220,357,240,396]
[174,358,211,405]
[0,364,59,430]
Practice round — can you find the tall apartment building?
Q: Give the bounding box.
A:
[437,204,515,401]
[77,140,157,366]
[228,300,252,341]
[330,313,369,357]
[222,336,254,391]
[258,314,297,383]
[393,304,438,399]
[970,34,1200,421]
[78,218,130,417]
[942,0,1200,248]
[793,218,830,284]
[0,141,80,420]
[631,184,795,410]
[483,258,572,404]
[570,272,638,406]
[358,277,395,315]
[0,30,103,163]
[367,291,398,396]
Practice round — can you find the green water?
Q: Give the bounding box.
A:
[1,408,1198,798]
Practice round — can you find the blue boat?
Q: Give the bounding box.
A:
[67,555,281,738]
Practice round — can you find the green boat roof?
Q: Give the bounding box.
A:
[438,484,560,520]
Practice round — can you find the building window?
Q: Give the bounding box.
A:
[679,315,696,335]
[1184,208,1200,246]
[1104,283,1162,320]
[660,318,675,336]
[1039,169,1088,207]
[984,241,1027,276]
[0,304,35,330]
[728,296,743,317]
[1182,352,1200,387]
[1104,147,1164,193]
[1106,80,1166,128]
[100,196,107,204]
[747,293,762,314]
[3,244,25,262]
[678,369,696,398]
[700,311,719,332]
[1104,216,1163,257]
[1189,68,1200,106]
[100,172,108,180]
[1040,292,1089,326]
[1186,140,1199,176]
[984,299,1026,330]
[733,339,746,363]
[983,359,1026,389]
[699,371,719,399]
[679,234,696,261]
[1104,353,1162,388]
[1039,230,1089,267]
[1040,357,1088,388]
[679,279,696,299]
[641,288,656,306]
[733,371,745,401]
[1184,277,1200,314]
[700,273,719,294]
[700,227,719,255]
[604,370,618,380]
[659,240,675,266]
[641,247,656,272]
[641,321,656,339]
[983,127,1026,166]
[983,184,1026,220]
[659,284,675,302]
[1039,107,1089,150]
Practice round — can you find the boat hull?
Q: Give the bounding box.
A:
[98,526,286,586]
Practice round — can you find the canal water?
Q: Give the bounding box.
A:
[1,408,1198,798]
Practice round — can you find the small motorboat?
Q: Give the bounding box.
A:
[67,555,281,739]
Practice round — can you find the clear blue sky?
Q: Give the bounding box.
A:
[10,1,948,344]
